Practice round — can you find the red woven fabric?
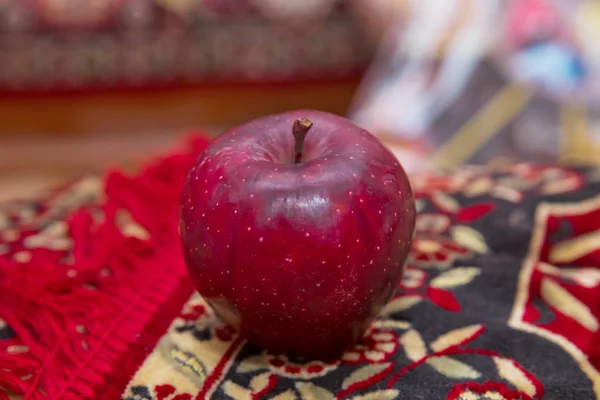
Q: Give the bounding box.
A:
[0,135,211,400]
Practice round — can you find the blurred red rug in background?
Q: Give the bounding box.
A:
[1,135,600,399]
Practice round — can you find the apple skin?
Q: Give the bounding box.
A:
[180,110,415,359]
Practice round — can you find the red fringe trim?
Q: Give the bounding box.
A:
[0,136,211,399]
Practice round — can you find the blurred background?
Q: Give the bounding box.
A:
[1,0,599,200]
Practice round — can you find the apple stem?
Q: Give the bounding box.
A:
[293,117,313,164]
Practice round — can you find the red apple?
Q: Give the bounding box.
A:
[180,110,415,359]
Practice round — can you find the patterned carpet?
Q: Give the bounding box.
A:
[1,135,600,399]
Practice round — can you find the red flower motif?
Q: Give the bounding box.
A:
[509,164,583,195]
[154,384,193,400]
[399,266,427,290]
[215,325,236,342]
[176,301,236,342]
[179,304,208,321]
[266,354,338,378]
[410,237,470,268]
[342,328,398,364]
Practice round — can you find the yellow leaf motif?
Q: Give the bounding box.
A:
[493,357,536,397]
[548,230,600,264]
[451,226,488,253]
[541,177,580,195]
[430,267,481,288]
[464,177,493,197]
[538,263,600,288]
[250,373,270,393]
[540,278,599,332]
[341,363,392,390]
[223,380,252,400]
[349,389,400,400]
[381,296,422,316]
[430,324,483,352]
[426,356,481,379]
[295,382,335,400]
[433,192,460,212]
[491,185,522,203]
[237,355,268,373]
[400,330,427,361]
[270,390,297,400]
[372,319,411,330]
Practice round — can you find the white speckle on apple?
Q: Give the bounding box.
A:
[259,237,263,242]
[338,265,341,268]
[247,227,251,231]
[195,176,198,181]
[250,194,254,198]
[219,175,223,180]
[207,227,210,231]
[202,213,205,217]
[350,156,354,160]
[359,199,363,203]
[370,260,373,264]
[234,210,238,214]
[305,233,310,237]
[322,261,326,264]
[376,246,380,250]
[216,202,220,206]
